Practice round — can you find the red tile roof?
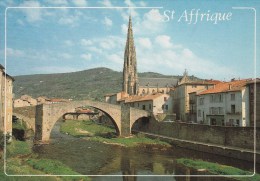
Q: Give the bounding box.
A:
[124,93,166,103]
[198,79,251,95]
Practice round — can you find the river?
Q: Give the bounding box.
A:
[33,121,257,181]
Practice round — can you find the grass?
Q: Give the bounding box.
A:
[177,158,260,181]
[2,139,90,181]
[61,120,170,147]
[12,120,27,131]
[60,120,114,137]
[6,140,32,157]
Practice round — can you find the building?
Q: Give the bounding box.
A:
[196,79,251,126]
[120,93,173,115]
[0,64,14,140]
[14,94,37,107]
[246,79,260,127]
[170,70,220,122]
[122,16,138,95]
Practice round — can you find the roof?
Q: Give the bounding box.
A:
[198,79,250,95]
[0,64,4,70]
[139,77,178,88]
[124,93,167,103]
[246,78,260,85]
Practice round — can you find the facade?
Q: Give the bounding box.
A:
[246,79,260,127]
[196,79,250,127]
[122,93,173,115]
[14,94,37,107]
[0,64,14,139]
[170,71,219,122]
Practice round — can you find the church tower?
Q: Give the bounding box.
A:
[122,15,138,95]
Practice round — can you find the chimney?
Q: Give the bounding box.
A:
[228,84,232,90]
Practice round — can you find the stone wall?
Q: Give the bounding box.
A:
[13,106,36,131]
[141,119,260,151]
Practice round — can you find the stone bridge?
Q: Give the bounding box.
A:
[33,100,150,143]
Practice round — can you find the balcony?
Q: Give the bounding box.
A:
[226,111,241,115]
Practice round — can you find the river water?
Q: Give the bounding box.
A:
[33,121,257,181]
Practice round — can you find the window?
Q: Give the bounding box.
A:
[149,104,151,110]
[164,97,167,101]
[210,95,214,103]
[231,94,235,101]
[142,89,145,94]
[137,103,139,107]
[219,107,223,114]
[198,110,201,117]
[142,105,146,110]
[162,105,165,109]
[219,94,223,102]
[236,119,240,126]
[231,105,235,113]
[165,105,168,110]
[199,97,204,105]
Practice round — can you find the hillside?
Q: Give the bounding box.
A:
[13,67,184,102]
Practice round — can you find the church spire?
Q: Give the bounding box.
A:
[122,15,138,95]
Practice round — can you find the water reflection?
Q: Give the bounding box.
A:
[33,121,257,181]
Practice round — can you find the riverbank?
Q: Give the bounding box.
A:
[1,139,90,181]
[176,158,260,181]
[60,120,171,147]
[0,121,90,181]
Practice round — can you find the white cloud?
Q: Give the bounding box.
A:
[103,16,113,27]
[81,39,93,46]
[124,0,135,7]
[33,66,77,74]
[107,53,122,64]
[137,38,152,49]
[46,0,68,5]
[88,46,103,54]
[81,53,92,61]
[20,1,42,22]
[155,35,173,49]
[139,1,146,6]
[64,40,74,46]
[99,0,112,7]
[72,0,88,6]
[6,48,25,57]
[59,53,72,59]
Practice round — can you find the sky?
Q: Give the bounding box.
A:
[0,0,259,81]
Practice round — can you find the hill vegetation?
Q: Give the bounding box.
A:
[13,67,184,101]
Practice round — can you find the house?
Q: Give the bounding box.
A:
[0,64,14,140]
[170,70,221,122]
[121,93,173,115]
[14,94,37,107]
[246,79,260,127]
[196,79,251,126]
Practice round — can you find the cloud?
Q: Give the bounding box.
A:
[99,0,112,7]
[59,53,72,59]
[33,66,78,74]
[81,53,92,61]
[20,1,42,22]
[64,40,74,46]
[137,38,152,49]
[81,39,93,46]
[72,0,88,6]
[106,53,122,64]
[155,35,173,49]
[103,16,113,27]
[45,0,68,5]
[6,48,25,57]
[139,1,146,6]
[124,0,135,7]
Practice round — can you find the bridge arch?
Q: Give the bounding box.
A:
[35,100,122,143]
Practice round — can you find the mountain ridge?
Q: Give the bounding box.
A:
[13,67,189,101]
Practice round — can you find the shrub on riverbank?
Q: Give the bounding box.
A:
[3,139,90,180]
[177,158,260,181]
[60,120,114,137]
[61,120,170,147]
